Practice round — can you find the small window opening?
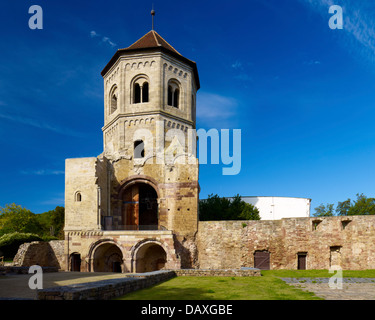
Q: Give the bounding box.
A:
[173,89,179,108]
[142,82,149,103]
[312,219,322,231]
[133,81,149,104]
[75,192,82,202]
[168,86,173,106]
[134,140,145,158]
[167,82,180,108]
[341,219,352,230]
[111,93,117,114]
[134,83,141,104]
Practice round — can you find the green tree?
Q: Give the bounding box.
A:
[314,193,375,217]
[336,199,352,216]
[36,206,65,239]
[0,203,41,235]
[239,202,261,220]
[199,194,231,221]
[347,193,375,216]
[313,203,335,217]
[199,194,260,221]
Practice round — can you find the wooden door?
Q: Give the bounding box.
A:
[123,185,139,229]
[254,251,270,270]
[298,254,307,270]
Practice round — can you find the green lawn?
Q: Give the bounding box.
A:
[116,274,321,300]
[116,269,375,300]
[262,269,375,278]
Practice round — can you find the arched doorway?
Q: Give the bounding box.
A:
[122,182,158,230]
[134,242,167,273]
[70,253,81,272]
[93,243,124,273]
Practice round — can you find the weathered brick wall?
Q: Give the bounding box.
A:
[197,216,375,270]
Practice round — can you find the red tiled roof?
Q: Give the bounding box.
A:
[101,30,200,89]
[124,30,181,55]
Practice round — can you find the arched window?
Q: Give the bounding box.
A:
[168,86,173,106]
[75,192,82,202]
[134,83,141,104]
[173,88,179,108]
[132,76,150,104]
[167,80,180,108]
[134,140,145,158]
[142,82,149,103]
[109,86,118,114]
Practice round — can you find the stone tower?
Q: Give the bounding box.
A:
[64,28,200,272]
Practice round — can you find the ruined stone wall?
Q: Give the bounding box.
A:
[13,240,65,269]
[197,216,375,270]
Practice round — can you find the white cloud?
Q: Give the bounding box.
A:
[0,112,85,137]
[20,169,64,176]
[90,30,117,48]
[40,196,65,206]
[197,92,238,127]
[231,61,242,69]
[231,60,252,82]
[102,36,117,47]
[304,60,321,65]
[299,0,375,63]
[234,74,253,81]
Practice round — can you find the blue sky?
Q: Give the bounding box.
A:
[1,0,375,214]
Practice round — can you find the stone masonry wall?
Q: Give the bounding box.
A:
[13,240,65,269]
[197,216,375,270]
[174,268,261,277]
[38,270,176,300]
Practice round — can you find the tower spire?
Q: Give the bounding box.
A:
[151,6,155,30]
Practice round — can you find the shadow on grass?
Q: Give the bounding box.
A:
[117,285,217,300]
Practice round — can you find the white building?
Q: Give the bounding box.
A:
[241,196,311,220]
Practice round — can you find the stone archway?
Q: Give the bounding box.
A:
[121,182,159,230]
[92,242,124,273]
[133,241,167,273]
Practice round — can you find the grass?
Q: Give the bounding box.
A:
[262,269,375,278]
[115,269,375,300]
[115,274,322,300]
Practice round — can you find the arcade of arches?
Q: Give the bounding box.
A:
[79,241,169,273]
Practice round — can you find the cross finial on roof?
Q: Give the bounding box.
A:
[151,6,155,30]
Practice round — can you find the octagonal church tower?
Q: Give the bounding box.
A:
[64,28,200,273]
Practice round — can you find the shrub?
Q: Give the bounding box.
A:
[0,232,43,259]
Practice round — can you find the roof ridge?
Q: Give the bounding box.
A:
[151,30,160,46]
[153,31,181,55]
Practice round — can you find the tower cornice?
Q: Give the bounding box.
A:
[102,110,195,132]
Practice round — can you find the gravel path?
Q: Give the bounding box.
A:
[281,278,375,300]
